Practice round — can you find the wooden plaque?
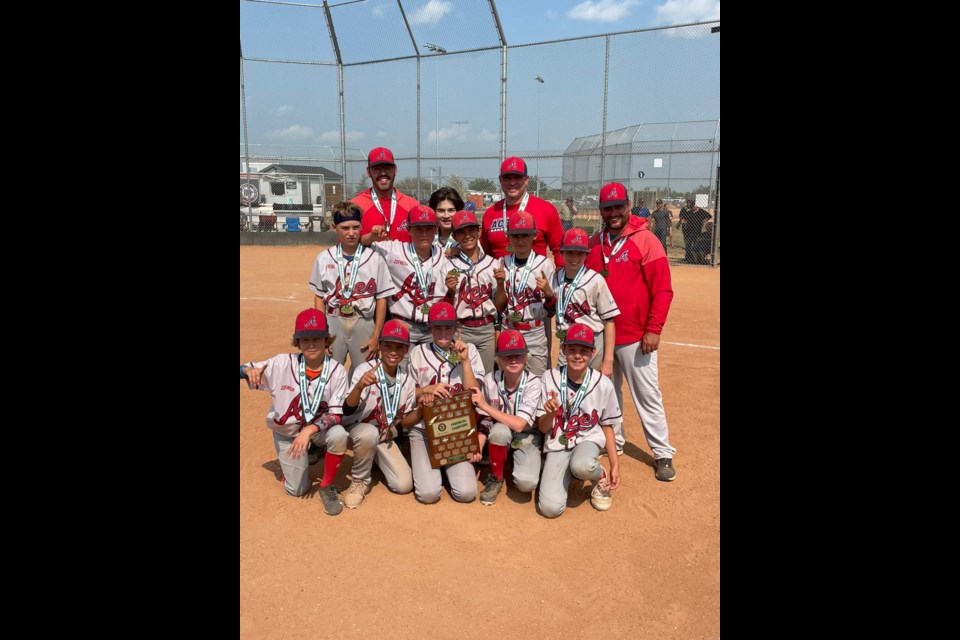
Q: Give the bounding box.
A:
[422,391,480,468]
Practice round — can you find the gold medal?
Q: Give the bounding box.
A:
[556,329,566,340]
[447,351,462,365]
[448,269,460,278]
[509,312,523,323]
[505,243,514,252]
[510,438,524,450]
[601,268,609,277]
[340,304,355,316]
[421,303,432,314]
[558,435,569,446]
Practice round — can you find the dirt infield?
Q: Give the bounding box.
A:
[240,246,720,640]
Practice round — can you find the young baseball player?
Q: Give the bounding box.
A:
[338,320,416,509]
[309,201,395,381]
[541,227,619,375]
[240,309,349,516]
[443,210,498,373]
[587,182,676,478]
[429,186,461,253]
[402,302,485,504]
[537,323,622,518]
[470,329,544,506]
[362,205,454,346]
[492,211,556,375]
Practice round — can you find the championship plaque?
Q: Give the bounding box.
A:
[422,391,480,468]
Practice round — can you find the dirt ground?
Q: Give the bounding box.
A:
[240,245,720,640]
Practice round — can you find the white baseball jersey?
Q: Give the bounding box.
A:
[504,253,556,322]
[477,370,544,432]
[309,246,395,318]
[550,267,620,333]
[244,354,348,437]
[407,342,485,430]
[448,251,498,321]
[340,360,417,435]
[540,367,622,453]
[373,240,454,324]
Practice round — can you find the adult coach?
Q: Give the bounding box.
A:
[480,156,564,268]
[586,182,677,482]
[352,147,420,243]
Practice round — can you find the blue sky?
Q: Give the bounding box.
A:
[240,0,719,186]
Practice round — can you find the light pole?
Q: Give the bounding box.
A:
[535,75,544,197]
[424,43,446,188]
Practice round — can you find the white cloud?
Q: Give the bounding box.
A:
[568,0,640,23]
[428,122,468,145]
[409,0,452,25]
[477,129,498,142]
[271,124,315,140]
[655,0,720,26]
[318,130,367,142]
[372,3,386,17]
[276,104,295,116]
[376,130,388,138]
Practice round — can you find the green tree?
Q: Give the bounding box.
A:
[468,177,497,192]
[445,174,467,196]
[394,177,434,202]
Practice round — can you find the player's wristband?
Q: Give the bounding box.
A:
[239,365,248,380]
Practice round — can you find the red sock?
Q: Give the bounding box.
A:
[320,452,344,488]
[489,444,508,480]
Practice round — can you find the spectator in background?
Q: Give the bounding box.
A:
[352,147,419,243]
[679,198,712,264]
[650,199,673,254]
[558,197,577,232]
[690,221,714,265]
[631,198,650,220]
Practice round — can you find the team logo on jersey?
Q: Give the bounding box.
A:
[605,186,619,199]
[275,398,330,426]
[490,218,506,233]
[616,251,629,263]
[456,279,493,310]
[551,408,601,443]
[393,272,436,305]
[563,300,592,322]
[397,219,409,232]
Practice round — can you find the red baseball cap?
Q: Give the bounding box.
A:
[379,319,410,344]
[293,309,329,339]
[563,323,595,348]
[499,156,528,177]
[561,227,590,252]
[367,147,396,167]
[452,210,480,232]
[427,301,457,327]
[407,205,438,227]
[599,182,629,208]
[496,329,528,356]
[507,211,537,235]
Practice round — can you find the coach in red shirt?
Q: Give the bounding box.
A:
[586,181,677,482]
[480,156,564,268]
[352,147,420,243]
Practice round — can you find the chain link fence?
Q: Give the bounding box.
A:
[240,1,719,263]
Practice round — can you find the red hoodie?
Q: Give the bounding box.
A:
[586,216,673,345]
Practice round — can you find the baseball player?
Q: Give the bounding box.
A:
[240,309,349,516]
[402,302,485,504]
[443,210,498,372]
[362,205,455,346]
[586,182,677,480]
[480,156,565,268]
[541,227,619,374]
[309,201,395,381]
[470,329,544,506]
[492,211,556,375]
[352,147,419,243]
[537,323,622,518]
[337,320,416,509]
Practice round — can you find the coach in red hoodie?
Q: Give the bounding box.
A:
[586,182,677,482]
